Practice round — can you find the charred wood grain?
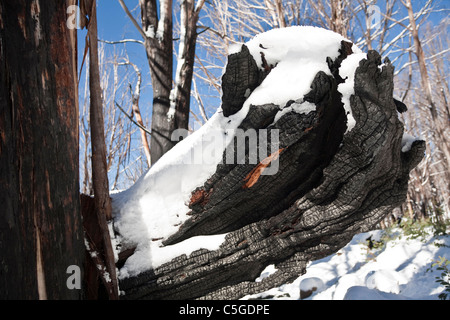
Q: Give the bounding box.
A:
[221,45,268,117]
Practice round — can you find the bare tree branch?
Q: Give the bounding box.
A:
[115,100,153,136]
[118,61,152,167]
[118,0,147,39]
[99,38,145,45]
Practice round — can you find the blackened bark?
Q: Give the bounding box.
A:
[221,45,267,117]
[0,0,84,299]
[117,45,425,300]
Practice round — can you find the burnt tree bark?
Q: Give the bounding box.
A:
[116,44,425,300]
[0,0,84,299]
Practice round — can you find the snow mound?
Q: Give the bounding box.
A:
[343,286,411,300]
[243,228,450,300]
[241,26,363,131]
[365,269,404,293]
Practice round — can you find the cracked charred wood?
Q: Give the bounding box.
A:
[221,44,268,117]
[118,45,424,300]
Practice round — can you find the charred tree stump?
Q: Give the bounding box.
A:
[116,43,425,300]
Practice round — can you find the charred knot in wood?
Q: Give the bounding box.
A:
[269,216,303,237]
[189,187,213,208]
[178,273,187,280]
[291,216,301,225]
[236,239,248,248]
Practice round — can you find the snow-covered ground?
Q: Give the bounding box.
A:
[244,225,450,300]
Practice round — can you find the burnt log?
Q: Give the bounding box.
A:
[115,42,424,300]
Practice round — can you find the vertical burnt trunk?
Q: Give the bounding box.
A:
[140,0,174,165]
[0,0,84,299]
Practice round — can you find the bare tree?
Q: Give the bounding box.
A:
[170,0,206,133]
[117,0,206,164]
[117,60,151,167]
[82,0,119,299]
[397,15,450,219]
[80,39,156,194]
[136,0,174,164]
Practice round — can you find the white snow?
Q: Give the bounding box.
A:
[111,26,384,279]
[244,26,362,113]
[299,277,325,294]
[228,42,243,55]
[243,227,450,300]
[144,25,155,38]
[337,52,367,132]
[255,264,278,282]
[273,100,317,123]
[155,0,167,41]
[112,111,241,277]
[118,233,227,279]
[401,132,418,152]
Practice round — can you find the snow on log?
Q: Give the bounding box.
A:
[111,26,425,299]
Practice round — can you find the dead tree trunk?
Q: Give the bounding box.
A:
[0,0,84,299]
[140,0,174,165]
[83,0,119,300]
[170,0,205,133]
[116,43,425,300]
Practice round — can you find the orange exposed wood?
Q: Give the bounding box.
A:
[242,148,284,189]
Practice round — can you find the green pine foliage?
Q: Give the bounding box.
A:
[429,256,450,300]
